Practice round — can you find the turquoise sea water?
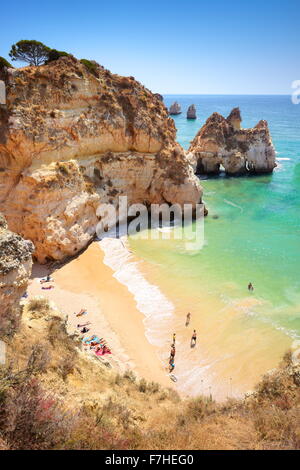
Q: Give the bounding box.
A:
[129,95,300,397]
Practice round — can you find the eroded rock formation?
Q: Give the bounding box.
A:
[188,108,276,175]
[0,57,201,262]
[187,104,196,120]
[0,214,33,336]
[169,101,182,115]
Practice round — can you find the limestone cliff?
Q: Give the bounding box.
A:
[188,108,276,175]
[187,104,196,120]
[0,57,201,262]
[169,101,182,115]
[0,214,33,336]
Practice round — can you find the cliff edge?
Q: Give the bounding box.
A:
[0,214,33,336]
[0,57,201,262]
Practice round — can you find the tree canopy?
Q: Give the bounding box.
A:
[9,40,50,66]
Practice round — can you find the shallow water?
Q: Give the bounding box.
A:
[128,95,300,399]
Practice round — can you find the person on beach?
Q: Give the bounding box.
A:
[169,357,175,373]
[77,322,91,328]
[76,309,87,317]
[172,333,176,344]
[170,344,176,359]
[191,329,197,347]
[248,282,254,292]
[186,312,191,327]
[40,274,52,284]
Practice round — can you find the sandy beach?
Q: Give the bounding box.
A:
[28,242,173,390]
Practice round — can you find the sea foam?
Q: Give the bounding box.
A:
[97,226,174,347]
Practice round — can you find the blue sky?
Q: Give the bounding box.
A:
[0,0,299,94]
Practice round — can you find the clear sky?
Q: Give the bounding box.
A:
[0,0,299,94]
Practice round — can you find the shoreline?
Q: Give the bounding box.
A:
[28,242,174,391]
[27,232,294,403]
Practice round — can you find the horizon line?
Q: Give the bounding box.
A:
[161,93,291,96]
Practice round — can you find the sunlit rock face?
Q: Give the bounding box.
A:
[169,101,182,115]
[188,108,276,176]
[187,104,196,120]
[0,57,202,262]
[0,214,33,336]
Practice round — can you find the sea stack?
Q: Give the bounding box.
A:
[188,108,276,175]
[169,101,182,115]
[0,57,202,263]
[187,104,196,119]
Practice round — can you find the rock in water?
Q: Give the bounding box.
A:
[188,108,276,175]
[187,104,196,119]
[0,57,202,262]
[0,215,33,336]
[169,101,182,115]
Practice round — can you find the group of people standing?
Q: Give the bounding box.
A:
[168,283,254,375]
[168,312,197,374]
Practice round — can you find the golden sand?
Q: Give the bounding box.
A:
[28,243,173,389]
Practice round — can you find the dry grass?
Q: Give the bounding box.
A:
[27,297,50,318]
[0,302,299,450]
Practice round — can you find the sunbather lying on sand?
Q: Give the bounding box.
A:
[77,322,91,328]
[82,335,100,344]
[81,327,90,333]
[75,309,88,317]
[95,345,111,356]
[40,275,53,284]
[41,285,54,290]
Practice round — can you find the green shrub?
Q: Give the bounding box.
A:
[80,59,99,76]
[0,56,12,69]
[46,49,70,63]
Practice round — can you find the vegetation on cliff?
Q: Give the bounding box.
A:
[0,57,12,70]
[9,40,51,66]
[0,53,201,263]
[0,298,299,450]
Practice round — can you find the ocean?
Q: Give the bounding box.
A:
[124,95,300,399]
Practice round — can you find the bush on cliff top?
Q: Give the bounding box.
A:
[0,57,12,69]
[46,49,71,63]
[80,59,100,76]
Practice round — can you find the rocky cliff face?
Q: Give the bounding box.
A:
[0,215,33,337]
[187,104,196,120]
[169,101,182,115]
[0,57,201,262]
[188,108,276,175]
